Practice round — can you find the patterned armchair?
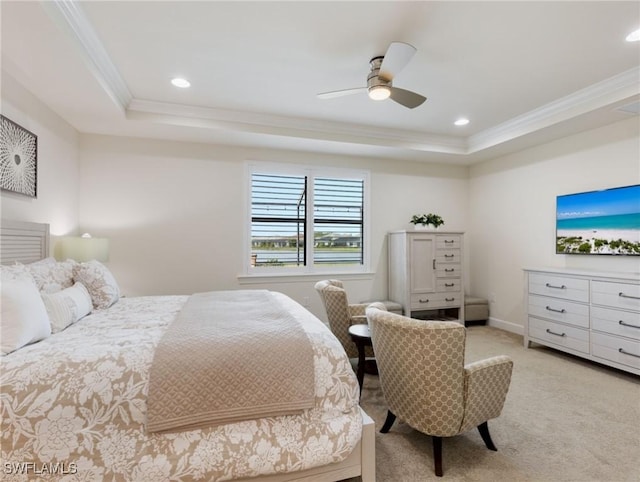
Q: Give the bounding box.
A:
[314,279,374,359]
[366,306,513,477]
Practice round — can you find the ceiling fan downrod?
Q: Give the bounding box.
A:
[367,57,391,100]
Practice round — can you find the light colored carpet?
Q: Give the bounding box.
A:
[352,326,639,481]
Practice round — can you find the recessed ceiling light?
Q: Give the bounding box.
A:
[171,77,191,88]
[454,118,470,126]
[626,28,640,42]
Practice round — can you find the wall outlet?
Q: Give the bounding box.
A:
[489,293,496,303]
[303,296,310,307]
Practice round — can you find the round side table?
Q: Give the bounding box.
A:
[348,323,373,393]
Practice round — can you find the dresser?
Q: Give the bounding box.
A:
[388,231,464,321]
[524,267,640,375]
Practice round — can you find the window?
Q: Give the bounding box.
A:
[248,164,369,274]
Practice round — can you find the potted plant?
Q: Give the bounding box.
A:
[410,213,445,230]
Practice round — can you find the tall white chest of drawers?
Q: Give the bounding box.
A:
[389,231,465,321]
[524,268,640,375]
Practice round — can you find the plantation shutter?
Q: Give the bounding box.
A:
[250,173,306,267]
[313,177,364,266]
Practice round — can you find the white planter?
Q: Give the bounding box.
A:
[413,225,438,231]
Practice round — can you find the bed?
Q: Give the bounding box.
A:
[0,220,375,481]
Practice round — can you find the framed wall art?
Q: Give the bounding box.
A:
[0,115,38,198]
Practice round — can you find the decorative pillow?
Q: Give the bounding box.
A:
[26,257,78,294]
[0,263,30,282]
[1,275,51,355]
[41,282,93,333]
[74,260,120,310]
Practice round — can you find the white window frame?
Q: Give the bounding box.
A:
[244,162,371,276]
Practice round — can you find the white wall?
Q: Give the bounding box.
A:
[0,71,80,240]
[78,134,469,319]
[468,117,640,334]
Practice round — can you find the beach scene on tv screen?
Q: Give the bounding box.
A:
[556,185,640,255]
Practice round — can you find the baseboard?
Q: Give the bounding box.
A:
[487,316,524,336]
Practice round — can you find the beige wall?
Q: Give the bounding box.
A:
[468,117,640,334]
[78,134,469,319]
[0,71,80,239]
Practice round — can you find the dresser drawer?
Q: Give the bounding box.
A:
[528,317,589,354]
[591,306,640,342]
[529,273,589,302]
[436,249,461,264]
[436,235,461,249]
[411,292,462,310]
[591,281,640,312]
[528,294,589,328]
[591,332,640,370]
[436,265,461,278]
[436,278,462,292]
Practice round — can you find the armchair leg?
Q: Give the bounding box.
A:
[380,410,396,433]
[477,422,497,451]
[432,436,443,477]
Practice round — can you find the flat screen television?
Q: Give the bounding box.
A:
[556,184,640,255]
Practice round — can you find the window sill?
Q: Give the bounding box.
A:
[237,271,376,285]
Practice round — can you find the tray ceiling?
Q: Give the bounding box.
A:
[2,1,639,165]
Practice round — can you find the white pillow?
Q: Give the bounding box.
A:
[74,260,120,310]
[1,276,51,355]
[41,282,92,333]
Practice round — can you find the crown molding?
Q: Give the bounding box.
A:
[42,0,132,111]
[127,99,468,155]
[468,67,640,153]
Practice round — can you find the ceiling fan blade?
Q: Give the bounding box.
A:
[389,87,427,109]
[317,87,367,99]
[378,42,417,81]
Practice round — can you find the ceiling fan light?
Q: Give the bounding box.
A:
[368,86,391,101]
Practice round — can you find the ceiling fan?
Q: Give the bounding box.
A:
[318,42,427,109]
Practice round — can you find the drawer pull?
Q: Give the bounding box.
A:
[545,283,566,290]
[444,254,455,258]
[618,348,640,359]
[445,297,455,302]
[619,320,640,329]
[419,298,430,304]
[433,259,436,269]
[545,306,566,314]
[444,240,455,244]
[545,329,566,337]
[619,292,640,300]
[445,283,455,287]
[445,268,455,273]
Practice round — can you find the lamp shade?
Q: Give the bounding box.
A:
[59,234,109,262]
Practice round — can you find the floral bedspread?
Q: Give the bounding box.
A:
[0,294,361,481]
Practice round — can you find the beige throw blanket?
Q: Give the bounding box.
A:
[146,290,315,433]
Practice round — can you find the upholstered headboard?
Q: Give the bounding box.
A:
[0,220,50,265]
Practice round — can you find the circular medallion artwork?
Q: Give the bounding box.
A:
[0,115,37,198]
